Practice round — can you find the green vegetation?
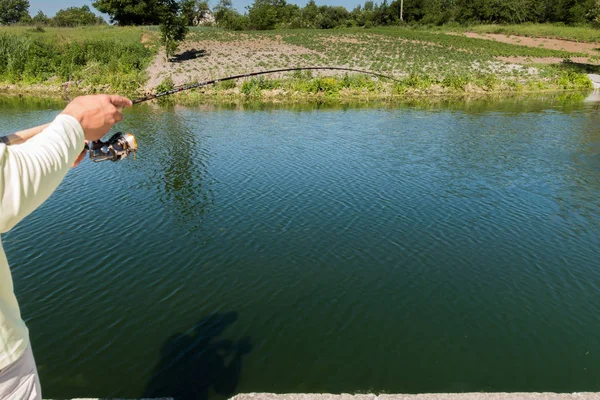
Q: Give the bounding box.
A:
[182,0,211,26]
[156,76,175,93]
[187,28,582,78]
[154,69,591,105]
[92,0,158,25]
[0,0,596,102]
[157,0,189,57]
[3,0,600,31]
[0,24,595,100]
[6,4,105,27]
[91,0,189,58]
[175,27,593,101]
[0,25,147,43]
[0,27,153,94]
[211,0,600,30]
[48,6,106,27]
[0,0,29,25]
[92,0,209,27]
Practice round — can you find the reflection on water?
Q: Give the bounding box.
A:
[1,93,600,399]
[130,105,216,235]
[159,90,591,113]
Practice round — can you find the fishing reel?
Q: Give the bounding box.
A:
[87,132,137,162]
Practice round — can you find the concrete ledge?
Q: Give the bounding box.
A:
[232,394,600,400]
[588,74,600,89]
[44,394,600,400]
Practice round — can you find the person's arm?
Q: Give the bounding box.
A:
[0,115,84,233]
[0,123,51,146]
[0,94,132,233]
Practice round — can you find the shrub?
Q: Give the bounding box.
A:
[557,71,592,89]
[0,33,153,92]
[314,77,341,94]
[156,76,175,93]
[442,73,470,91]
[403,73,435,90]
[475,73,500,91]
[218,79,237,90]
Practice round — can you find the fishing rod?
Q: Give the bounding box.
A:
[134,66,399,104]
[104,67,391,160]
[4,67,396,162]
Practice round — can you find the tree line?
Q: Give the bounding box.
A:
[2,0,600,29]
[0,1,105,26]
[216,0,600,30]
[2,0,600,31]
[91,0,600,29]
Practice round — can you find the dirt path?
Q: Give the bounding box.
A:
[452,32,600,66]
[462,32,600,55]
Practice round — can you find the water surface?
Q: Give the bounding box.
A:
[1,95,600,399]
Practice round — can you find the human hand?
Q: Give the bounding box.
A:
[61,95,132,142]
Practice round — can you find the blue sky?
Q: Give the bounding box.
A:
[30,0,363,17]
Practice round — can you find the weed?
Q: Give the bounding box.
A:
[218,79,237,90]
[156,76,175,93]
[0,31,153,94]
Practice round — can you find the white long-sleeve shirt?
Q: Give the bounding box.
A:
[0,115,84,370]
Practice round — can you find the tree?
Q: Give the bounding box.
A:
[157,0,189,58]
[53,5,105,27]
[247,0,296,29]
[455,0,484,23]
[0,0,29,24]
[31,10,49,25]
[181,0,210,25]
[471,0,530,23]
[214,0,247,29]
[315,5,350,28]
[372,0,391,25]
[300,0,318,26]
[92,0,159,25]
[182,0,195,25]
[399,0,427,22]
[214,0,233,15]
[589,0,600,25]
[214,0,233,24]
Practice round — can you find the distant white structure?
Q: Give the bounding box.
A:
[588,74,600,90]
[193,9,216,26]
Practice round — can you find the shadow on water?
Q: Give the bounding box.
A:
[143,312,252,400]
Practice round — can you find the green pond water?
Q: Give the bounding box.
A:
[1,95,600,399]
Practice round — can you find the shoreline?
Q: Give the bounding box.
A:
[0,84,594,106]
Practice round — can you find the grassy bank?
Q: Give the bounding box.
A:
[150,69,591,106]
[2,89,590,114]
[0,25,597,101]
[0,26,155,94]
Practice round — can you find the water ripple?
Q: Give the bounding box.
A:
[2,100,600,398]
